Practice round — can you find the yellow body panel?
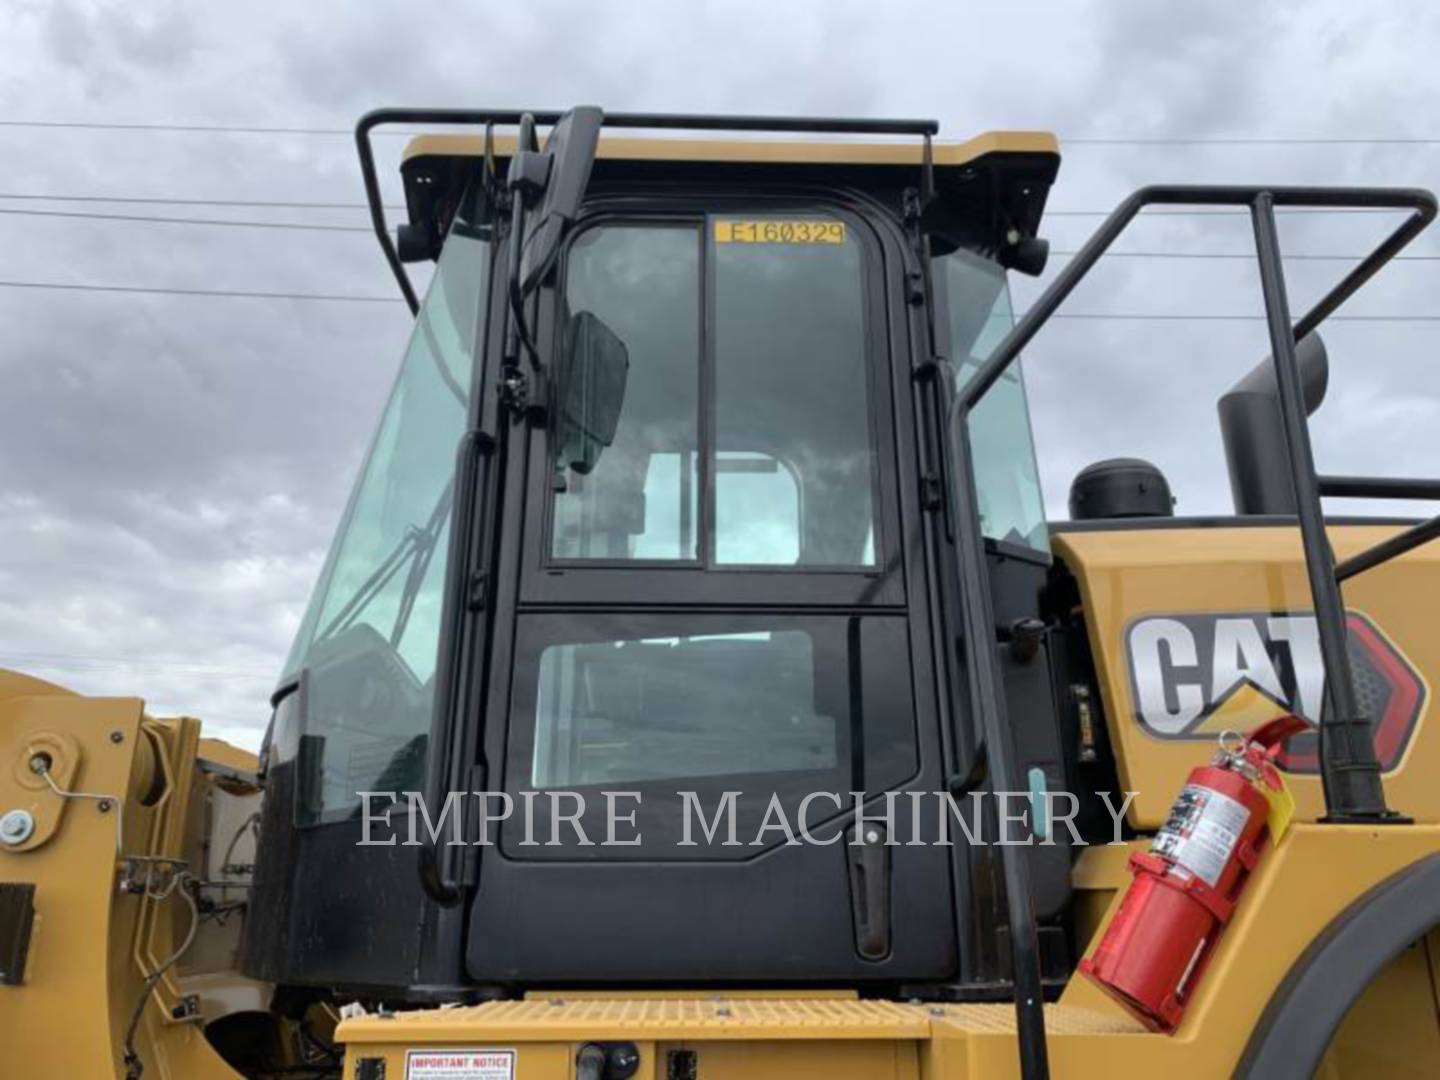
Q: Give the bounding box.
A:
[1054,523,1440,827]
[401,129,1059,169]
[0,676,243,1080]
[337,827,1440,1078]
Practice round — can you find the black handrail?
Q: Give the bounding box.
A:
[941,404,1051,1078]
[1319,475,1440,500]
[355,108,939,314]
[1336,516,1440,582]
[957,183,1436,825]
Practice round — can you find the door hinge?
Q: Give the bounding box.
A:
[902,186,923,227]
[921,473,944,511]
[467,570,488,612]
[905,269,926,306]
[499,369,529,414]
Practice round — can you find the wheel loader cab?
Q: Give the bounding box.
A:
[243,115,1064,998]
[10,108,1440,1080]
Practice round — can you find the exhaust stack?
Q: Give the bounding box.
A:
[1218,332,1329,515]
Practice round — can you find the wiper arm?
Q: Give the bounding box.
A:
[314,484,454,648]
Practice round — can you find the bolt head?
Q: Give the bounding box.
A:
[609,1045,640,1074]
[0,809,36,846]
[97,800,113,814]
[109,731,124,744]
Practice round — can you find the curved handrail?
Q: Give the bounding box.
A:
[951,183,1436,825]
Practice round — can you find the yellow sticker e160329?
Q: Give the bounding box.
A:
[713,219,846,245]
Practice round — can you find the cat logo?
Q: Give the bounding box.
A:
[1125,611,1426,773]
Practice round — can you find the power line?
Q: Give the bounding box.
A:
[1052,249,1440,262]
[0,206,370,233]
[0,280,400,303]
[0,191,405,211]
[1050,313,1440,322]
[1065,136,1440,146]
[2,277,1438,321]
[4,118,1440,146]
[0,649,274,674]
[0,193,1415,222]
[0,119,359,136]
[1045,207,1410,217]
[4,201,1437,262]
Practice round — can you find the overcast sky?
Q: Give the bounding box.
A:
[2,1,1437,749]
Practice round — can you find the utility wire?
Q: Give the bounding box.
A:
[0,649,274,673]
[2,277,1438,321]
[0,119,361,136]
[0,191,405,211]
[5,204,1439,262]
[1045,207,1411,217]
[5,118,1440,145]
[0,206,370,232]
[1065,136,1440,146]
[1050,249,1440,262]
[0,280,399,303]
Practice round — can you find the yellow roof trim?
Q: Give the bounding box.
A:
[401,129,1059,169]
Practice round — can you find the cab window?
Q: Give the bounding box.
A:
[550,214,876,567]
[281,215,490,824]
[936,248,1048,554]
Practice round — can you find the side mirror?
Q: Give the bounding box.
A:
[556,311,629,475]
[520,106,603,295]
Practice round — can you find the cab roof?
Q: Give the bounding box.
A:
[392,127,1061,269]
[401,129,1058,168]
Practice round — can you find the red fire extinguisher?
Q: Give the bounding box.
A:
[1079,714,1308,1033]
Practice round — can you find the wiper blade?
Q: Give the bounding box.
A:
[313,484,454,648]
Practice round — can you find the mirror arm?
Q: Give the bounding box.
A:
[502,115,545,384]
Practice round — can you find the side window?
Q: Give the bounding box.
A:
[553,224,701,560]
[281,219,490,823]
[713,220,875,566]
[549,213,878,568]
[936,249,1048,554]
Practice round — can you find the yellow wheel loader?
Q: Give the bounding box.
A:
[2,106,1439,1080]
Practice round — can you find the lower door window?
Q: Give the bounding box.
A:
[502,612,918,859]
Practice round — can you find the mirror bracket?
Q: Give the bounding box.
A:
[506,149,552,203]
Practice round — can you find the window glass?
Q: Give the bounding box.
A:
[531,630,831,787]
[715,452,800,564]
[505,613,918,859]
[938,249,1049,553]
[713,216,876,566]
[282,217,489,823]
[552,224,700,560]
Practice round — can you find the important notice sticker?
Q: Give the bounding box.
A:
[405,1049,515,1080]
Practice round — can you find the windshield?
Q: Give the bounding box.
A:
[936,249,1048,554]
[279,207,490,823]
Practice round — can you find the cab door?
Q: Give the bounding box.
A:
[466,198,956,984]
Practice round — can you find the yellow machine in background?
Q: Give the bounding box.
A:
[3,107,1439,1079]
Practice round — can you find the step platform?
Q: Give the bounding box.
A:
[338,995,1145,1079]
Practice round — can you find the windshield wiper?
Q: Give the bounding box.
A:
[313,484,454,649]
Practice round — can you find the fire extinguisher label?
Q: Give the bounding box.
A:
[1153,784,1250,887]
